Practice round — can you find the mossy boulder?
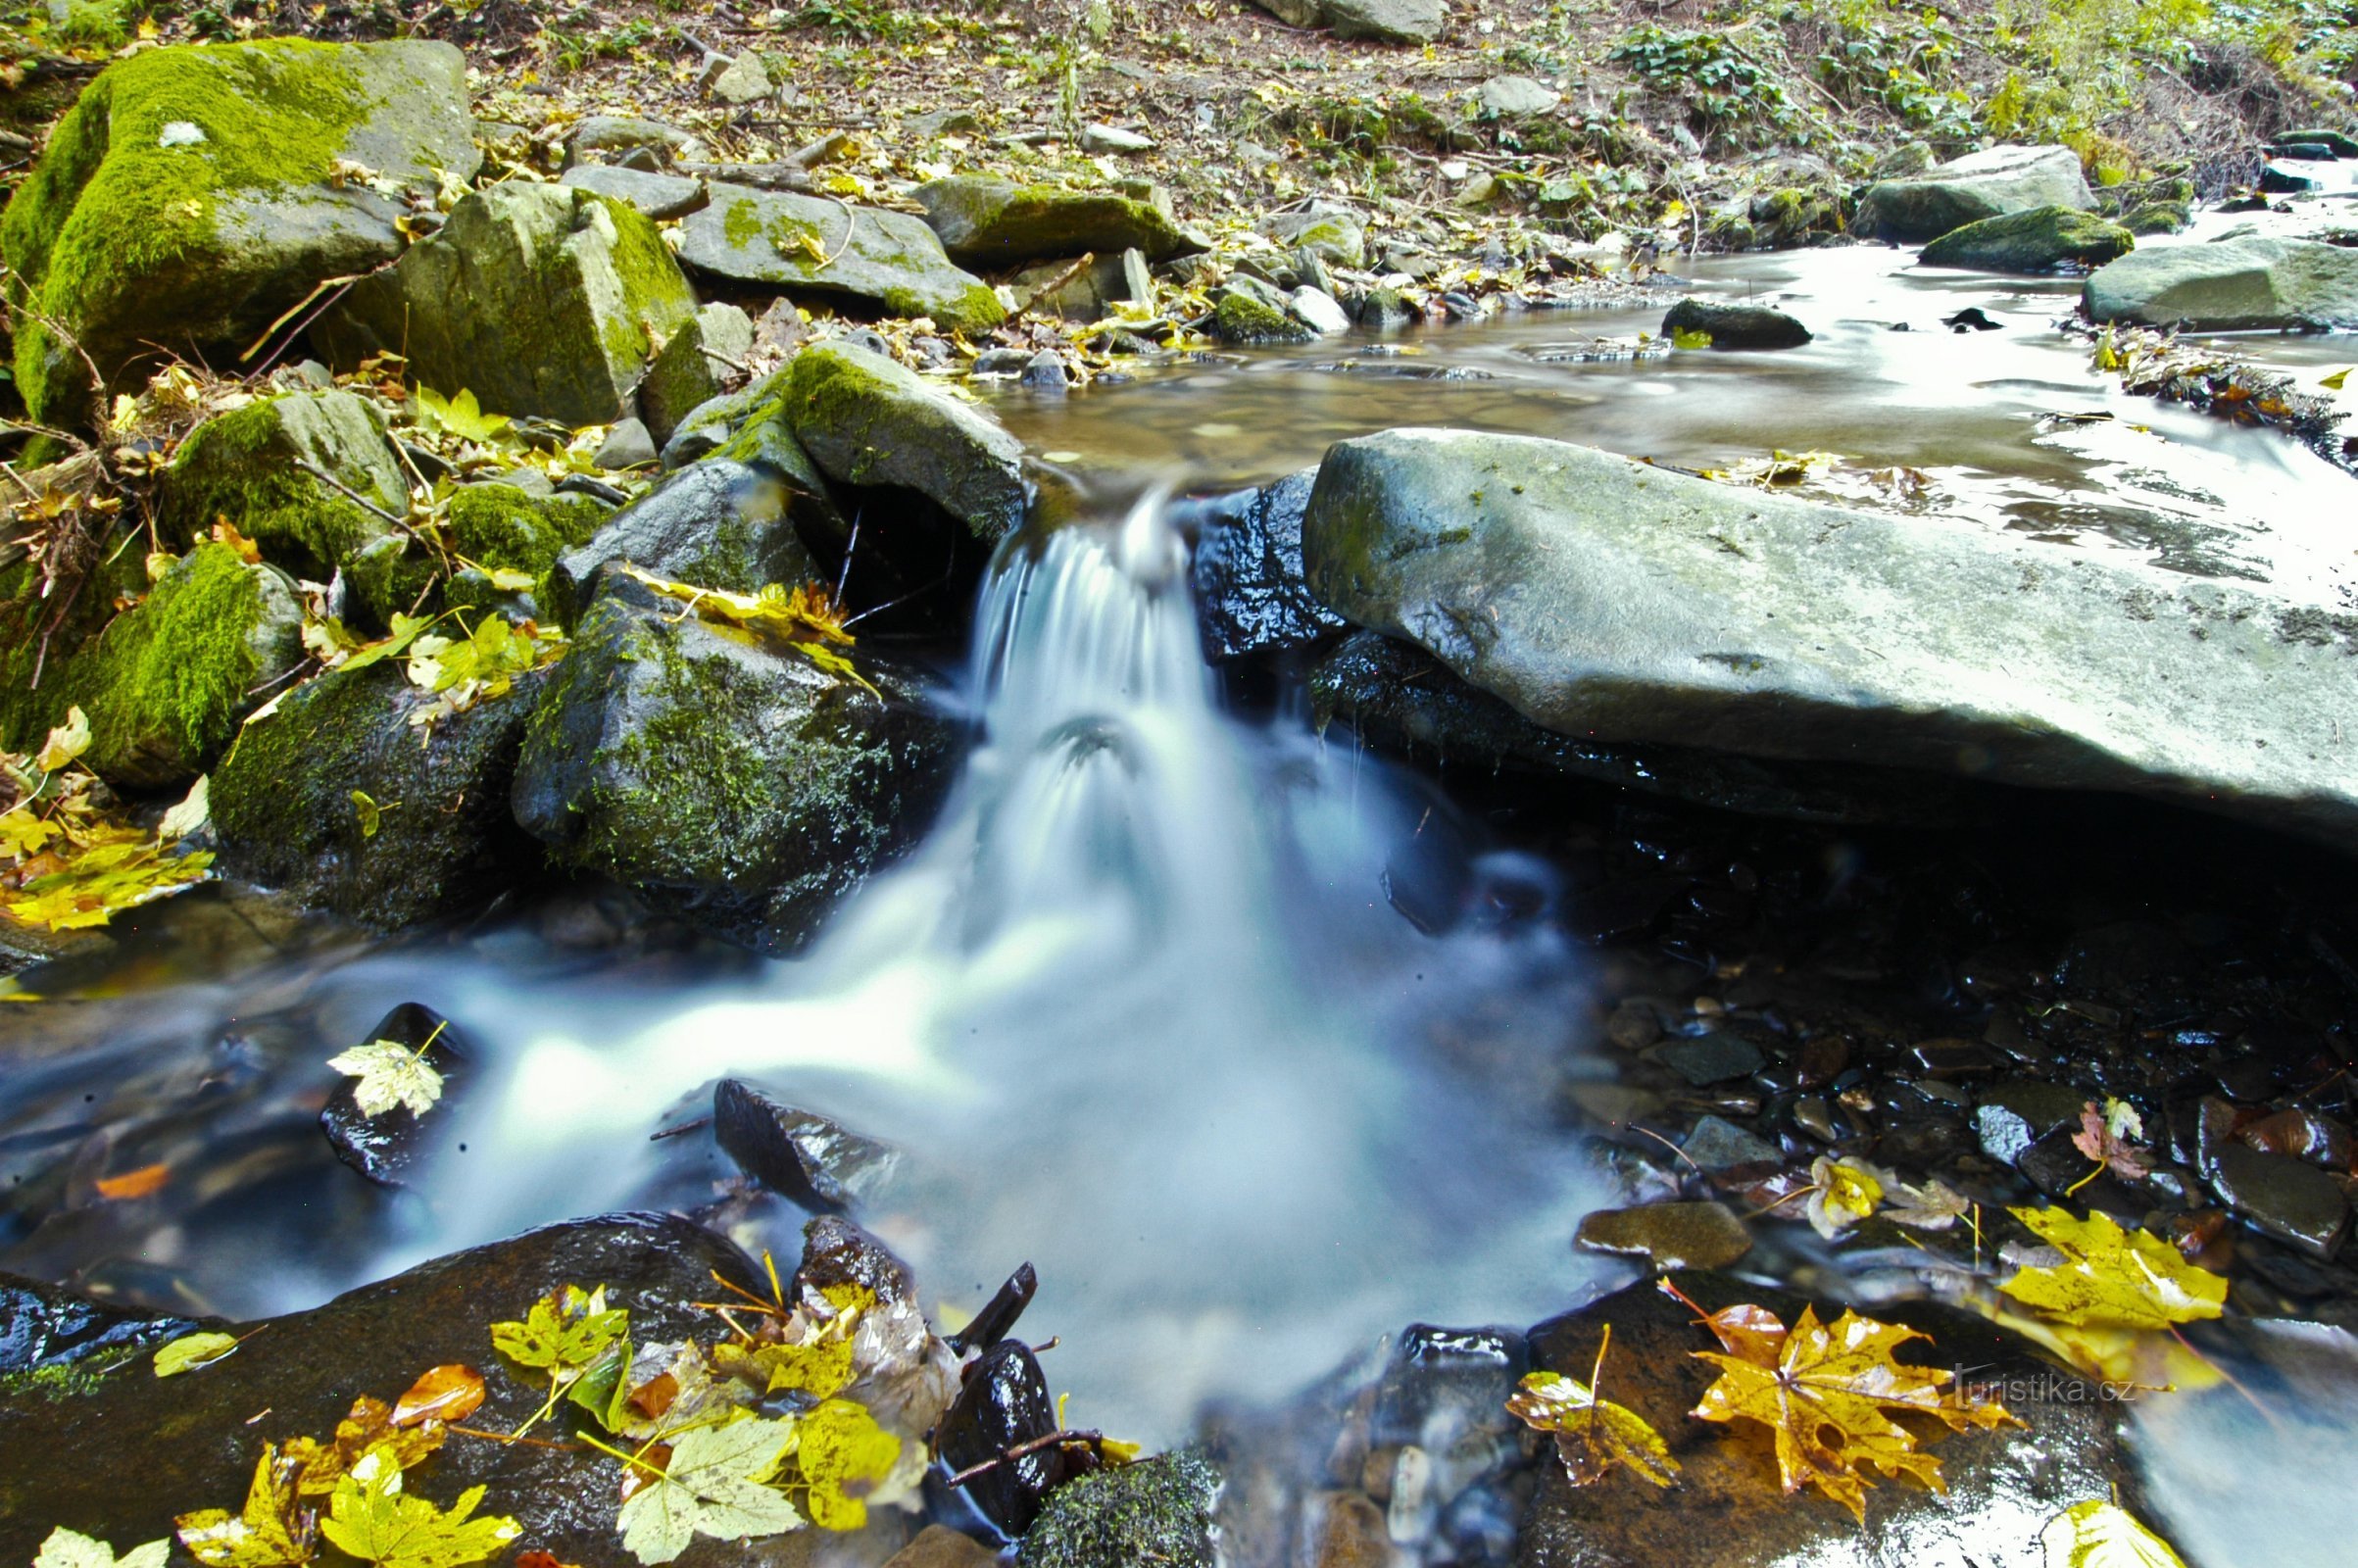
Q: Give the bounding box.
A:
[2120,200,2193,236]
[782,342,1028,541]
[155,389,410,578]
[1661,297,1812,349]
[1257,200,1366,269]
[638,302,755,448]
[0,39,476,426]
[1015,1452,1220,1568]
[1211,291,1315,345]
[1852,143,2094,244]
[511,575,957,951]
[51,543,305,788]
[913,175,1204,266]
[209,660,550,927]
[1919,205,2135,272]
[447,482,609,578]
[316,182,699,425]
[676,183,1005,334]
[0,502,148,754]
[343,533,441,630]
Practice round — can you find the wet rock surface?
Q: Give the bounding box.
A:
[2083,233,2358,331]
[318,1002,469,1187]
[1660,297,1811,348]
[1574,1201,1752,1270]
[712,1077,901,1213]
[1302,428,2358,847]
[1181,468,1348,662]
[782,342,1029,542]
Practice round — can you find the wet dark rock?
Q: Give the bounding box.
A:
[2259,164,2319,194]
[935,1340,1089,1539]
[2209,1144,2349,1258]
[1181,468,1349,662]
[211,660,550,928]
[1371,1324,1527,1449]
[948,1264,1038,1356]
[319,1003,469,1187]
[712,1077,900,1212]
[1943,306,2002,330]
[1680,1115,1781,1171]
[1309,631,1960,828]
[1973,1079,2089,1164]
[1910,1037,1998,1077]
[2019,1125,2146,1219]
[1575,1200,1751,1270]
[795,1214,922,1306]
[1,1274,193,1374]
[1660,297,1811,349]
[1652,1032,1764,1086]
[1015,1450,1220,1568]
[0,1213,765,1563]
[512,574,958,952]
[1519,1271,2142,1568]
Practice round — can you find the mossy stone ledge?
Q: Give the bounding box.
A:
[0,38,477,425]
[781,342,1029,542]
[315,182,699,426]
[914,174,1206,267]
[674,183,1007,335]
[156,389,412,579]
[1919,205,2135,273]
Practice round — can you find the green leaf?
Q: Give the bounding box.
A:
[155,1331,243,1377]
[319,1447,520,1568]
[566,1335,635,1433]
[340,612,438,676]
[34,1528,171,1568]
[1671,326,1713,350]
[326,1039,446,1119]
[352,791,384,839]
[614,1418,801,1565]
[491,1284,628,1380]
[416,387,514,448]
[176,1446,313,1568]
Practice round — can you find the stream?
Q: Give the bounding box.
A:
[6,215,2358,1561]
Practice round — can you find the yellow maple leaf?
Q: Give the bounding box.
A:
[1505,1323,1680,1489]
[1668,1281,2017,1523]
[2040,1498,2187,1567]
[1998,1207,2227,1332]
[36,705,91,773]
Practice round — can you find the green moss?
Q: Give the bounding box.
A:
[1212,292,1311,345]
[0,531,147,752]
[0,1358,124,1401]
[448,483,605,575]
[158,393,400,577]
[344,533,441,631]
[1017,1452,1219,1568]
[765,211,827,254]
[723,196,765,249]
[67,544,292,784]
[2,41,378,420]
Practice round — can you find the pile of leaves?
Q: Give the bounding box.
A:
[2089,323,2354,475]
[0,705,213,934]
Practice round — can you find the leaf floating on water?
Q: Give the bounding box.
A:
[154,1331,242,1377]
[34,1530,171,1568]
[1884,1176,1972,1232]
[1999,1206,2228,1331]
[2320,368,2349,391]
[328,1038,446,1120]
[1804,1154,1884,1241]
[613,1417,803,1566]
[96,1162,172,1200]
[1664,1279,2017,1523]
[392,1364,486,1428]
[2039,1498,2187,1568]
[176,1445,315,1568]
[319,1446,520,1568]
[1504,1323,1680,1489]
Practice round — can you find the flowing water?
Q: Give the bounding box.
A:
[8,216,2358,1545]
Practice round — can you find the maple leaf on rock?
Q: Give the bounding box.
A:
[614,1416,803,1565]
[327,1038,446,1119]
[2039,1498,2187,1567]
[176,1445,315,1568]
[1999,1206,2227,1331]
[319,1446,519,1568]
[1663,1279,2017,1523]
[34,1530,170,1568]
[2071,1099,2154,1183]
[1505,1322,1681,1489]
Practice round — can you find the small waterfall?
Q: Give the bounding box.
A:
[398,493,1599,1440]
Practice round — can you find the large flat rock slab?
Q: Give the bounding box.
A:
[1300,428,2358,847]
[2084,233,2358,331]
[677,183,1005,334]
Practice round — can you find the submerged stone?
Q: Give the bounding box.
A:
[1301,428,2358,848]
[210,660,550,927]
[1919,204,2135,272]
[0,38,477,424]
[712,1077,900,1213]
[511,576,957,951]
[156,389,410,578]
[317,182,699,424]
[913,174,1203,266]
[677,183,1006,334]
[1852,143,2095,244]
[2209,1143,2350,1258]
[1576,1200,1753,1271]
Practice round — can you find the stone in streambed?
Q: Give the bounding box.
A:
[512,574,957,951]
[1973,1079,2090,1164]
[782,342,1029,541]
[1518,1272,2142,1568]
[712,1077,900,1213]
[1679,1115,1780,1171]
[1576,1200,1752,1271]
[210,659,551,927]
[318,182,699,425]
[1852,143,2095,244]
[635,301,753,448]
[318,1002,468,1186]
[156,390,410,579]
[0,1214,765,1564]
[1016,1451,1220,1568]
[0,38,478,424]
[1258,200,1366,269]
[1661,297,1810,348]
[2276,127,2358,158]
[678,182,1005,334]
[1181,467,1349,662]
[937,1339,1085,1539]
[1212,288,1316,345]
[913,174,1203,266]
[1919,204,2135,272]
[564,114,703,169]
[2083,234,2358,331]
[2209,1143,2349,1258]
[1301,428,2358,848]
[1652,1032,1764,1086]
[887,1527,999,1568]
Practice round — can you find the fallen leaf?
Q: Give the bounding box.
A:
[352,791,384,839]
[2071,1099,2152,1183]
[1504,1323,1681,1489]
[155,1331,242,1377]
[177,1446,314,1568]
[617,567,872,693]
[493,1285,628,1384]
[2039,1498,2187,1567]
[320,1446,520,1568]
[1999,1206,2228,1331]
[96,1162,172,1200]
[1666,1280,2016,1522]
[614,1417,803,1565]
[35,1528,170,1568]
[393,1365,486,1428]
[160,776,212,841]
[36,706,91,773]
[1804,1154,1884,1241]
[1884,1176,1971,1232]
[3,840,216,930]
[288,1396,447,1495]
[781,1397,902,1531]
[1,806,62,858]
[327,1039,446,1120]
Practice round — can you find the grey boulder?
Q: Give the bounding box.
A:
[1300,428,2358,846]
[913,174,1204,266]
[1853,143,2094,243]
[781,342,1028,541]
[2083,233,2358,330]
[677,182,1005,334]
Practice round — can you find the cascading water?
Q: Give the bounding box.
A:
[381,492,1601,1441]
